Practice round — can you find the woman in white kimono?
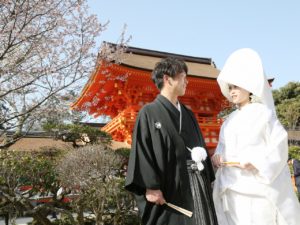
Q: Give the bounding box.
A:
[212,48,300,225]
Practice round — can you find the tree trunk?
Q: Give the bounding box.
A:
[77,205,85,225]
[95,210,104,225]
[4,213,9,225]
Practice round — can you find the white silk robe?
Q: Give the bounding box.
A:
[213,103,300,225]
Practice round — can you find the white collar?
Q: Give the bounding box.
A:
[177,102,182,133]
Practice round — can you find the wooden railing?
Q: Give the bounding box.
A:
[102,108,222,153]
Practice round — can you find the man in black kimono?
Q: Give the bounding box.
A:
[125,57,218,225]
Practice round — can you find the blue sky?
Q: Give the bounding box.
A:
[87,0,299,90]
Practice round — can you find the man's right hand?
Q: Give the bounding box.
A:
[145,189,166,205]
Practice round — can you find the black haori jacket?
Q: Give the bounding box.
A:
[125,95,215,225]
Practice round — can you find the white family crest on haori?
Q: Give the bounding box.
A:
[154,121,162,129]
[187,147,207,171]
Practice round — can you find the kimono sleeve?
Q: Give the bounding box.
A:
[214,124,225,156]
[250,111,288,184]
[125,107,161,195]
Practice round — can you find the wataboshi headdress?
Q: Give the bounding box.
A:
[217,48,275,113]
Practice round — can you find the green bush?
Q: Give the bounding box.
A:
[43,122,112,145]
[50,217,73,225]
[114,148,131,158]
[289,145,300,160]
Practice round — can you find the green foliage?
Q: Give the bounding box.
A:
[49,214,141,225]
[43,122,112,145]
[273,82,300,105]
[273,82,300,129]
[1,145,140,224]
[0,151,58,192]
[115,148,131,158]
[0,150,67,225]
[276,96,300,129]
[289,145,300,160]
[49,218,73,225]
[28,217,75,225]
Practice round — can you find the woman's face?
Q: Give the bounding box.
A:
[228,84,250,108]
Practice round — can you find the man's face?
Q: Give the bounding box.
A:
[167,72,188,96]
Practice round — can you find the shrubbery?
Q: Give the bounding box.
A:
[43,123,112,146]
[0,144,140,225]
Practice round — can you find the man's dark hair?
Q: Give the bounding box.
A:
[151,57,188,90]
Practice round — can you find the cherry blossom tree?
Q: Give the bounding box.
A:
[0,0,115,148]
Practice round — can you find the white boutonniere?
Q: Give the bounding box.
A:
[187,146,207,171]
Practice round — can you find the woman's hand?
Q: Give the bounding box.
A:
[145,189,166,205]
[212,154,223,168]
[228,162,258,172]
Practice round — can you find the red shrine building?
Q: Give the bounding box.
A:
[71,42,228,155]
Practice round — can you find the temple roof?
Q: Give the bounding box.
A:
[107,42,220,79]
[71,42,221,111]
